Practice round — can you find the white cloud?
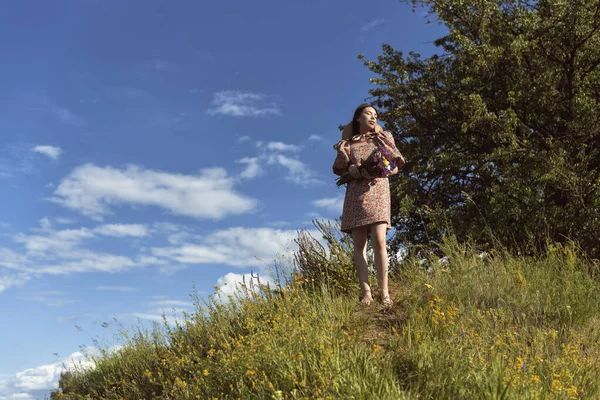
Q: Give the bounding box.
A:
[0,142,36,178]
[148,300,193,308]
[40,291,63,296]
[153,245,227,265]
[270,154,303,173]
[233,140,322,186]
[32,145,62,160]
[266,221,291,228]
[131,298,193,325]
[32,293,74,307]
[215,272,276,302]
[130,312,167,322]
[50,164,257,220]
[208,90,281,117]
[51,106,84,126]
[2,224,167,277]
[55,218,75,225]
[152,222,196,244]
[150,58,169,71]
[236,157,263,179]
[0,351,93,400]
[94,224,148,237]
[152,227,299,269]
[152,222,190,242]
[11,224,151,263]
[38,217,52,230]
[0,248,29,271]
[0,220,293,292]
[308,135,325,142]
[303,213,338,227]
[360,18,386,33]
[96,286,138,292]
[313,195,344,215]
[267,154,323,186]
[165,231,195,245]
[15,92,84,127]
[152,222,181,232]
[0,219,301,290]
[131,310,188,326]
[13,228,94,255]
[0,273,30,293]
[265,142,302,152]
[237,135,251,142]
[145,255,172,265]
[32,251,138,275]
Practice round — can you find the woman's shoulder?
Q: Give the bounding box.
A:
[371,125,395,141]
[334,125,393,150]
[376,129,396,143]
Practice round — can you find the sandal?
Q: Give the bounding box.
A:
[360,291,373,306]
[381,295,393,307]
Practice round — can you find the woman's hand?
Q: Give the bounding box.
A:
[397,154,406,168]
[348,164,362,179]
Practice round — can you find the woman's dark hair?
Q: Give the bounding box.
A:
[351,103,378,136]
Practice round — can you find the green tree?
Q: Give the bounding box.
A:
[362,0,600,257]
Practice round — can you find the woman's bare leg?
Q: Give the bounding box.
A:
[352,226,372,304]
[370,222,391,305]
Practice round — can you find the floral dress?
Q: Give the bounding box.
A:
[332,129,404,234]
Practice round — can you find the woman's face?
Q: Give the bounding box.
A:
[356,107,378,132]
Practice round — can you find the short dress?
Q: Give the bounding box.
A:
[332,129,404,234]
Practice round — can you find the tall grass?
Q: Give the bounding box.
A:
[51,227,600,399]
[388,237,600,399]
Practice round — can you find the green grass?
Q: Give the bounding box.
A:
[51,235,600,399]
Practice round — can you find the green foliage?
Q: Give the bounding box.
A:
[50,235,600,399]
[362,0,600,257]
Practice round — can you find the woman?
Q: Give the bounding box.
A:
[332,104,405,306]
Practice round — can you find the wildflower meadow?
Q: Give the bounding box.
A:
[50,222,600,399]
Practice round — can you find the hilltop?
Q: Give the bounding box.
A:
[51,228,600,399]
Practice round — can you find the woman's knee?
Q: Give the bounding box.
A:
[372,240,386,254]
[370,224,388,252]
[352,227,368,244]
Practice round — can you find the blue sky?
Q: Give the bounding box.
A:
[0,1,445,398]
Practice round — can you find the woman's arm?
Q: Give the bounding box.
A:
[381,131,405,168]
[332,140,351,176]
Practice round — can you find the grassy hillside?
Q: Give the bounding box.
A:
[51,229,600,399]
